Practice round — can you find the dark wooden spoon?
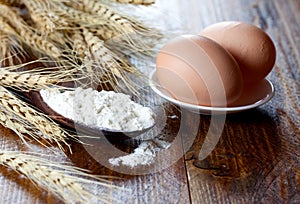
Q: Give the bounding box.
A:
[27,90,155,140]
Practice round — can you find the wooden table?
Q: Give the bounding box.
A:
[0,0,299,203]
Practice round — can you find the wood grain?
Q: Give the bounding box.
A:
[182,0,300,203]
[0,0,299,203]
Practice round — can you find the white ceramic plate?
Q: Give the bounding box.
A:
[149,70,274,115]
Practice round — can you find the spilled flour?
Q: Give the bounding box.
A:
[109,138,171,168]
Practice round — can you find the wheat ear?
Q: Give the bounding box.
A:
[0,68,71,91]
[0,86,79,152]
[81,28,142,93]
[0,150,122,204]
[0,4,62,59]
[66,0,159,56]
[0,59,80,91]
[0,106,55,149]
[67,0,153,35]
[82,28,137,73]
[21,0,58,35]
[52,2,108,28]
[88,25,154,57]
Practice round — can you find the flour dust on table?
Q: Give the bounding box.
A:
[108,138,171,168]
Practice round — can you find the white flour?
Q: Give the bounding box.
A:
[108,138,171,168]
[40,88,155,132]
[40,87,169,168]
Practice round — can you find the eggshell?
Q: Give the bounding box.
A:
[199,21,276,84]
[156,35,243,107]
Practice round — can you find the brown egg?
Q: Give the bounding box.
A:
[156,35,243,107]
[199,21,276,84]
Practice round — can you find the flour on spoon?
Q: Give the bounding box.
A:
[40,87,155,132]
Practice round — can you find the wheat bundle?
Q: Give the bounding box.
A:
[0,0,157,202]
[0,150,123,204]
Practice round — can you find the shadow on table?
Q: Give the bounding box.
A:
[185,108,282,195]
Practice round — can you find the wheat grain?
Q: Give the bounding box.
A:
[0,69,47,91]
[0,31,26,66]
[68,30,100,87]
[72,31,89,60]
[89,25,115,41]
[0,86,78,152]
[82,28,115,65]
[0,150,122,203]
[0,33,11,61]
[22,0,58,34]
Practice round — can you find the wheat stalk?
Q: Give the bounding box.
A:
[0,86,80,152]
[18,29,62,59]
[0,150,122,203]
[89,25,115,41]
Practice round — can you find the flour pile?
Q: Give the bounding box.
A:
[40,88,155,132]
[108,138,171,168]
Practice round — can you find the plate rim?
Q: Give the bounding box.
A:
[148,69,275,114]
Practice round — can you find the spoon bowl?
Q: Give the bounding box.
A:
[27,90,156,140]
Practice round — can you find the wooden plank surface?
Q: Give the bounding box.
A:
[0,0,299,203]
[183,0,300,203]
